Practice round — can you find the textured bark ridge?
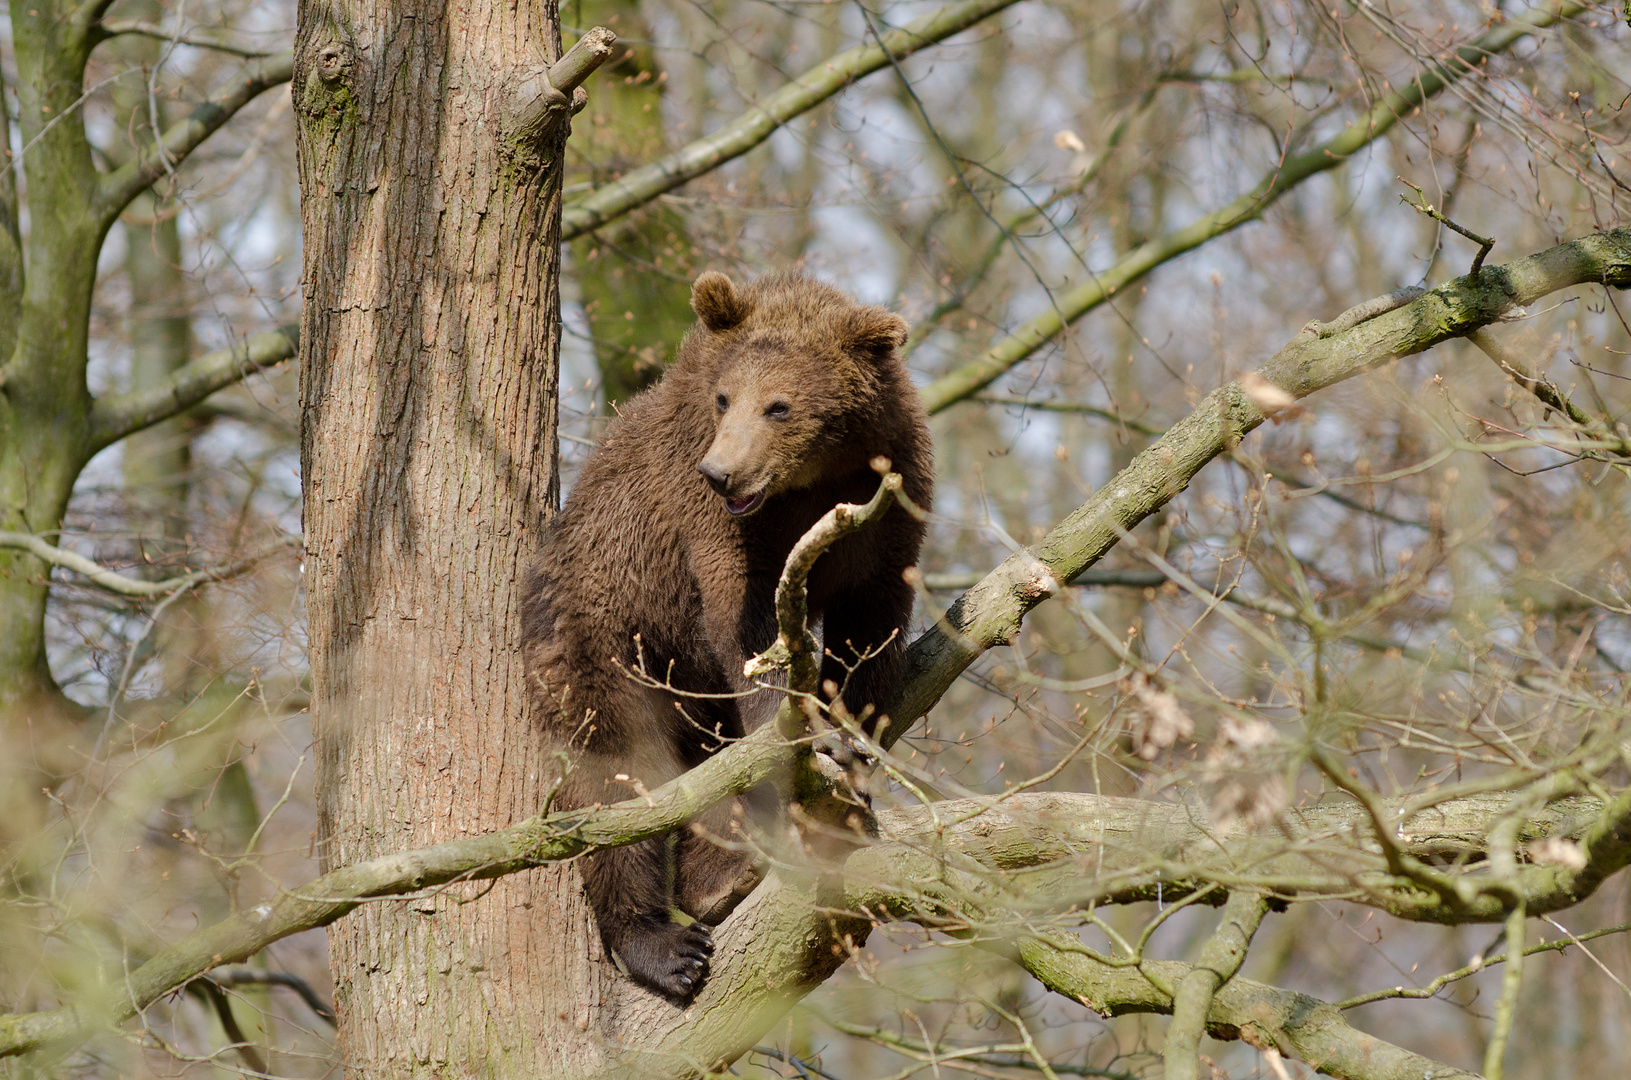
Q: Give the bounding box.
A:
[292,3,624,1074]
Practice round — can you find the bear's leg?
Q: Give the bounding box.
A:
[820,580,913,727]
[578,836,714,1002]
[675,791,774,924]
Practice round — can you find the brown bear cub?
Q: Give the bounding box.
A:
[522,271,932,1002]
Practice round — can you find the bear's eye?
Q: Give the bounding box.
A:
[766,401,790,419]
[716,394,729,412]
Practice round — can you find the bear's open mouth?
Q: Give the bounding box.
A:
[724,491,765,516]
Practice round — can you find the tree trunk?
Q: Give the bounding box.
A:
[292,4,685,1074]
[1,4,103,723]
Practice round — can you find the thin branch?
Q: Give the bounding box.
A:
[558,0,1020,241]
[1468,327,1631,472]
[0,534,301,599]
[970,395,1167,437]
[1400,176,1495,278]
[89,325,298,451]
[95,51,295,225]
[187,980,267,1074]
[921,569,1168,591]
[917,0,1587,414]
[206,966,336,1025]
[95,19,277,58]
[1335,918,1631,1009]
[1483,899,1527,1080]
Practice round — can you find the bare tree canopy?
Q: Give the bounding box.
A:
[3,2,1631,1079]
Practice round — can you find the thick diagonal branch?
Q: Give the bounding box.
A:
[886,227,1631,751]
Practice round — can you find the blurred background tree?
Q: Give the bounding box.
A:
[3,1,1631,1077]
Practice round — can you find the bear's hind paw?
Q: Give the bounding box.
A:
[618,921,714,1003]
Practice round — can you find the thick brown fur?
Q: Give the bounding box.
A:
[522,271,932,1003]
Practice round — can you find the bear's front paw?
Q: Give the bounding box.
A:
[814,730,875,805]
[615,921,714,1003]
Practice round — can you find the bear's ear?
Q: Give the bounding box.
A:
[691,272,753,333]
[847,307,910,356]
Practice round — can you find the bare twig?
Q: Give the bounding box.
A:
[918,1,1583,413]
[1400,176,1495,278]
[95,19,277,58]
[887,228,1631,752]
[1468,327,1631,472]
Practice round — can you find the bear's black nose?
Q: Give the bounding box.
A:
[697,460,730,494]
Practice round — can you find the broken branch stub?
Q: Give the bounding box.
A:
[502,26,616,160]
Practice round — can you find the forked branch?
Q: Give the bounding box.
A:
[95,51,295,224]
[748,461,917,700]
[886,227,1631,749]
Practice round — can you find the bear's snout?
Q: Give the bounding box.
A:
[697,458,731,494]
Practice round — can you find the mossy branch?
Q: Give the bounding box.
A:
[11,228,1631,1072]
[1163,891,1270,1080]
[918,0,1586,414]
[885,227,1631,749]
[1008,930,1481,1080]
[0,719,799,1058]
[3,778,1624,1068]
[558,0,1020,241]
[88,324,298,451]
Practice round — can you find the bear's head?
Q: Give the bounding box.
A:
[689,271,909,517]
